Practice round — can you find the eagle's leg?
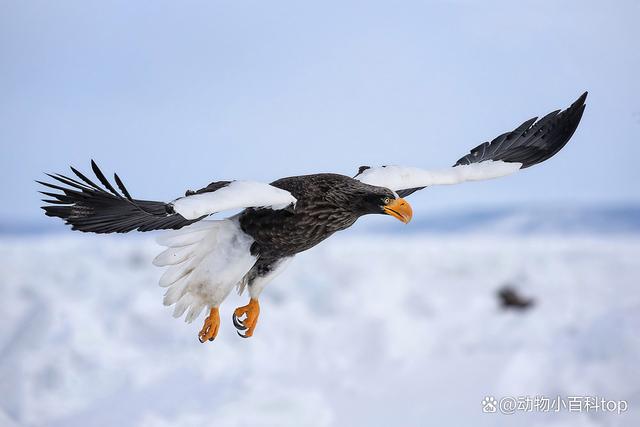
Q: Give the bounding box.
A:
[231,257,293,338]
[232,299,260,338]
[198,307,220,343]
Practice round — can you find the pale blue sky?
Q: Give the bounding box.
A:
[1,0,639,224]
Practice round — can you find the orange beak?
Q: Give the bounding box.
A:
[383,198,413,224]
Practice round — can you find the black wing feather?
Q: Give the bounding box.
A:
[454,93,586,168]
[114,173,133,200]
[396,92,587,198]
[90,159,120,196]
[69,166,104,191]
[39,161,201,233]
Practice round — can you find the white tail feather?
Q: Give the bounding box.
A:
[153,245,196,267]
[185,302,206,323]
[156,221,220,247]
[159,261,195,287]
[155,218,257,323]
[172,294,193,318]
[163,275,190,306]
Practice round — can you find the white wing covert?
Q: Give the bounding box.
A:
[355,161,522,191]
[170,180,296,220]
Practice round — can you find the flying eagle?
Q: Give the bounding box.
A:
[39,92,587,342]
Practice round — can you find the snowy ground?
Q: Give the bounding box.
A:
[0,233,638,427]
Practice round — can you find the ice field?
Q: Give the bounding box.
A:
[1,232,638,426]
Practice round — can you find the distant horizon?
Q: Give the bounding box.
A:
[7,200,640,235]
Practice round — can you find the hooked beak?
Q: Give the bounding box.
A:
[383,198,413,224]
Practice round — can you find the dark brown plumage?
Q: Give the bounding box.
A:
[235,174,397,296]
[240,174,394,259]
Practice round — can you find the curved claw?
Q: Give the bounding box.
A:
[198,328,215,343]
[198,307,220,343]
[232,299,260,339]
[232,313,247,330]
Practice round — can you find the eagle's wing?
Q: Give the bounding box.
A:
[39,161,296,233]
[355,92,587,197]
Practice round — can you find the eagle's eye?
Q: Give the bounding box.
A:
[383,197,391,205]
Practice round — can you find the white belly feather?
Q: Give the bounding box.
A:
[153,218,257,323]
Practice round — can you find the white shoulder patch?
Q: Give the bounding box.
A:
[356,160,522,191]
[171,180,296,220]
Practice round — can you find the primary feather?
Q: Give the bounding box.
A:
[39,161,198,233]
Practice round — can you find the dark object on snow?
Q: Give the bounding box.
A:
[498,286,535,310]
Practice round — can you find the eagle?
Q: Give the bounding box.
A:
[39,92,587,342]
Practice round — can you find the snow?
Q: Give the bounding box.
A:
[171,181,296,220]
[356,161,523,191]
[1,233,638,426]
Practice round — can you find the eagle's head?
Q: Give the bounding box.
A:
[353,186,413,224]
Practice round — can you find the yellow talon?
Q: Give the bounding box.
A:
[198,307,220,343]
[233,299,260,338]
